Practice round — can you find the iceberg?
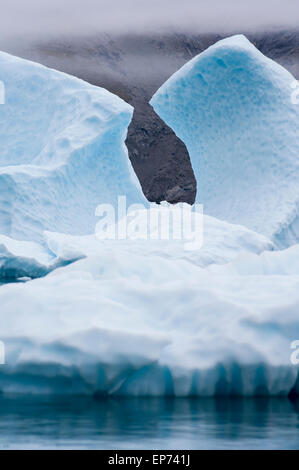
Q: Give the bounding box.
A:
[151,35,299,246]
[0,233,298,396]
[0,44,297,398]
[1,206,293,398]
[0,51,143,245]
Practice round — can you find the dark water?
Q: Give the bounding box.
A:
[0,396,298,449]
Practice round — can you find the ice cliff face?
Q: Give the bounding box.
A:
[151,35,299,246]
[0,52,143,244]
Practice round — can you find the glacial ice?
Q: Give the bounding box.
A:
[151,35,299,246]
[0,51,143,245]
[0,234,82,281]
[0,42,299,397]
[45,204,274,267]
[0,204,273,281]
[0,229,298,396]
[0,235,52,280]
[1,207,298,397]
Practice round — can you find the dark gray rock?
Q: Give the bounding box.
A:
[125,103,196,204]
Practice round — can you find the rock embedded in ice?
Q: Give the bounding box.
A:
[151,35,299,245]
[0,51,144,244]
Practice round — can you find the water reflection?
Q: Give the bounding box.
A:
[0,396,298,449]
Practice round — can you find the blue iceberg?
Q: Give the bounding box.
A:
[0,51,143,245]
[151,35,299,246]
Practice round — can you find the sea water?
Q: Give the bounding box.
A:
[0,396,298,450]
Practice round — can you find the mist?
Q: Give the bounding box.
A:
[0,0,298,46]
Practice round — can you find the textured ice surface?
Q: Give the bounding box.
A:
[0,205,273,280]
[45,205,273,267]
[0,51,143,244]
[151,35,299,245]
[0,233,298,396]
[0,234,81,281]
[0,235,52,280]
[2,207,297,397]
